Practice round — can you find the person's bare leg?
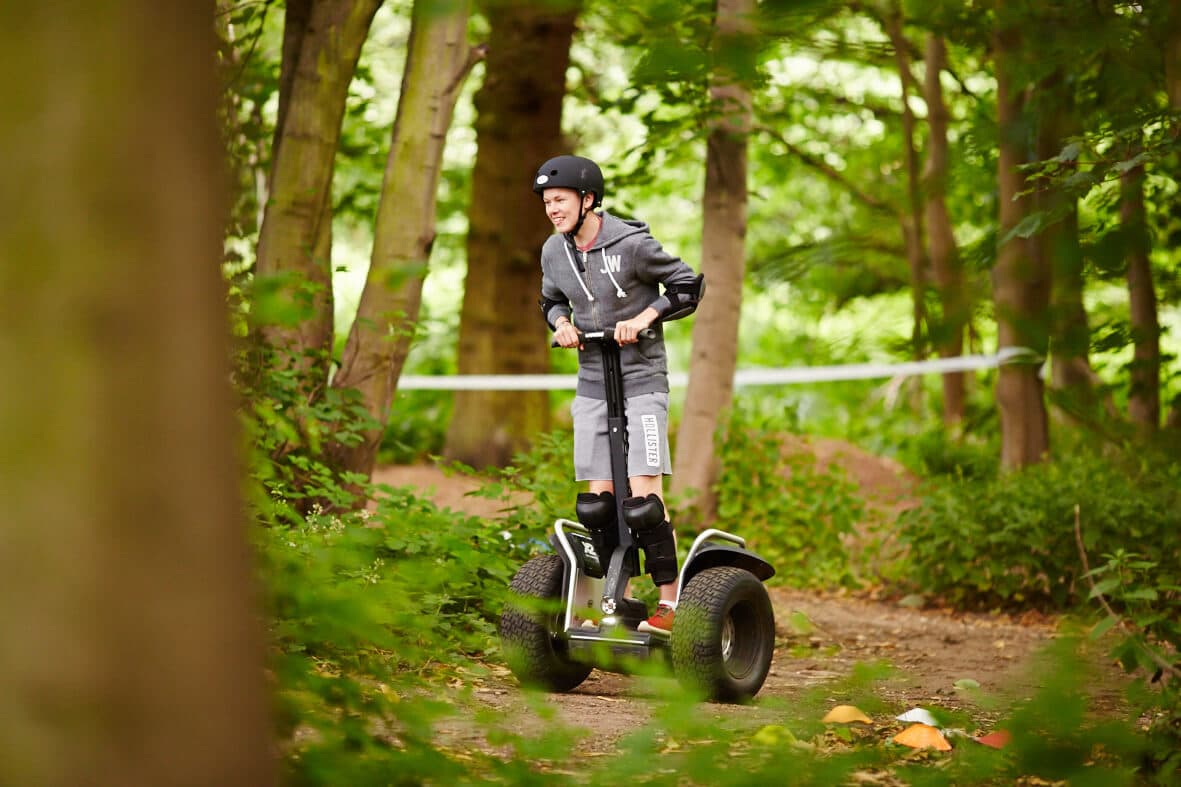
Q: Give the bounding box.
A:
[588,480,613,495]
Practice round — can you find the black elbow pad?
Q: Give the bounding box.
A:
[538,296,569,329]
[662,274,705,321]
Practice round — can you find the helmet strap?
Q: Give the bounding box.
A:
[564,192,592,243]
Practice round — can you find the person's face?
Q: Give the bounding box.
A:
[542,188,592,234]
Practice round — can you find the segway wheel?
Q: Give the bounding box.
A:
[672,566,775,703]
[500,554,592,692]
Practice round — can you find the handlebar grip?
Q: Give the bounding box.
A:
[551,326,658,348]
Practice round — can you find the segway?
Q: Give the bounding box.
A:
[500,327,776,703]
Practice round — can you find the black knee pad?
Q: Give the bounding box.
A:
[622,494,678,586]
[576,491,619,570]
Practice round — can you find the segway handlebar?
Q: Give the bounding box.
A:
[551,326,657,348]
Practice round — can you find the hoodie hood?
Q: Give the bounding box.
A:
[571,213,649,253]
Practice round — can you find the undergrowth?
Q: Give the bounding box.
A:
[241,346,1181,783]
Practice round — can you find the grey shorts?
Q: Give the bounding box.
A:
[571,392,672,481]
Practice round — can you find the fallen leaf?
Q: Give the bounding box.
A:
[895,707,941,727]
[893,723,952,751]
[753,724,797,746]
[822,704,873,724]
[975,730,1012,749]
[785,610,815,635]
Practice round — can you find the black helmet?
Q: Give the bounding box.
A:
[532,155,604,208]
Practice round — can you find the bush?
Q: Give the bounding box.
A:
[468,429,581,543]
[892,439,1181,610]
[377,389,453,464]
[711,406,865,589]
[1083,546,1181,779]
[894,422,999,481]
[256,481,523,782]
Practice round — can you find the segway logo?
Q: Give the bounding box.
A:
[600,253,622,274]
[642,414,660,467]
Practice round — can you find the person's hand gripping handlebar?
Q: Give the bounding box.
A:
[551,325,657,349]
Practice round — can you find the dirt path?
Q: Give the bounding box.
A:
[374,456,1071,754]
[454,587,1057,756]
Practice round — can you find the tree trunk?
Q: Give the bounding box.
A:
[671,0,754,520]
[1033,72,1105,420]
[273,0,313,171]
[1120,158,1161,432]
[1168,0,1181,109]
[0,2,274,783]
[1047,199,1101,392]
[885,7,929,365]
[1166,0,1181,430]
[992,11,1051,470]
[920,33,968,426]
[254,0,380,372]
[443,0,579,469]
[332,0,481,478]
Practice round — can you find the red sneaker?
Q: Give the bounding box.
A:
[638,604,675,637]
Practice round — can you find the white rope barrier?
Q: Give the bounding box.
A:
[395,347,1040,391]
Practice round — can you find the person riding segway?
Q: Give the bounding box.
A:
[499,156,776,702]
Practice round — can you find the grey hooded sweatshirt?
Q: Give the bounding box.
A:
[540,211,700,400]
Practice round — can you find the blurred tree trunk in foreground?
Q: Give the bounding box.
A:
[992,6,1051,469]
[254,0,381,374]
[443,0,579,469]
[672,0,754,520]
[921,33,968,426]
[333,0,481,478]
[0,2,274,784]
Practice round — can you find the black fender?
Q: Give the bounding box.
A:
[679,543,775,589]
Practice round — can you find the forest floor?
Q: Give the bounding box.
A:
[371,439,1128,756]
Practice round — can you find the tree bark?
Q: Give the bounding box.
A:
[254,0,380,372]
[671,0,754,520]
[920,33,968,426]
[1033,73,1102,412]
[332,0,481,478]
[992,10,1051,470]
[1168,0,1181,109]
[1120,158,1161,432]
[1166,0,1181,430]
[443,0,579,469]
[273,0,313,171]
[0,2,274,783]
[885,7,929,364]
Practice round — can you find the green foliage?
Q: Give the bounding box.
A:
[1084,548,1181,779]
[470,429,580,543]
[712,406,865,589]
[895,422,999,482]
[377,390,453,464]
[238,346,378,516]
[244,362,524,780]
[892,437,1181,610]
[258,495,521,784]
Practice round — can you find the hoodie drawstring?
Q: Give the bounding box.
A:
[562,243,594,302]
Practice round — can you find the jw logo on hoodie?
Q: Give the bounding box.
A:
[600,253,622,274]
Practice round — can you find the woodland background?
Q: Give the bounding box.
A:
[2,0,1180,784]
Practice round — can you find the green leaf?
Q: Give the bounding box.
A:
[1089,577,1122,598]
[1089,616,1118,640]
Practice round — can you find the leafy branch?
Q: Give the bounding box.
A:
[1073,504,1181,682]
